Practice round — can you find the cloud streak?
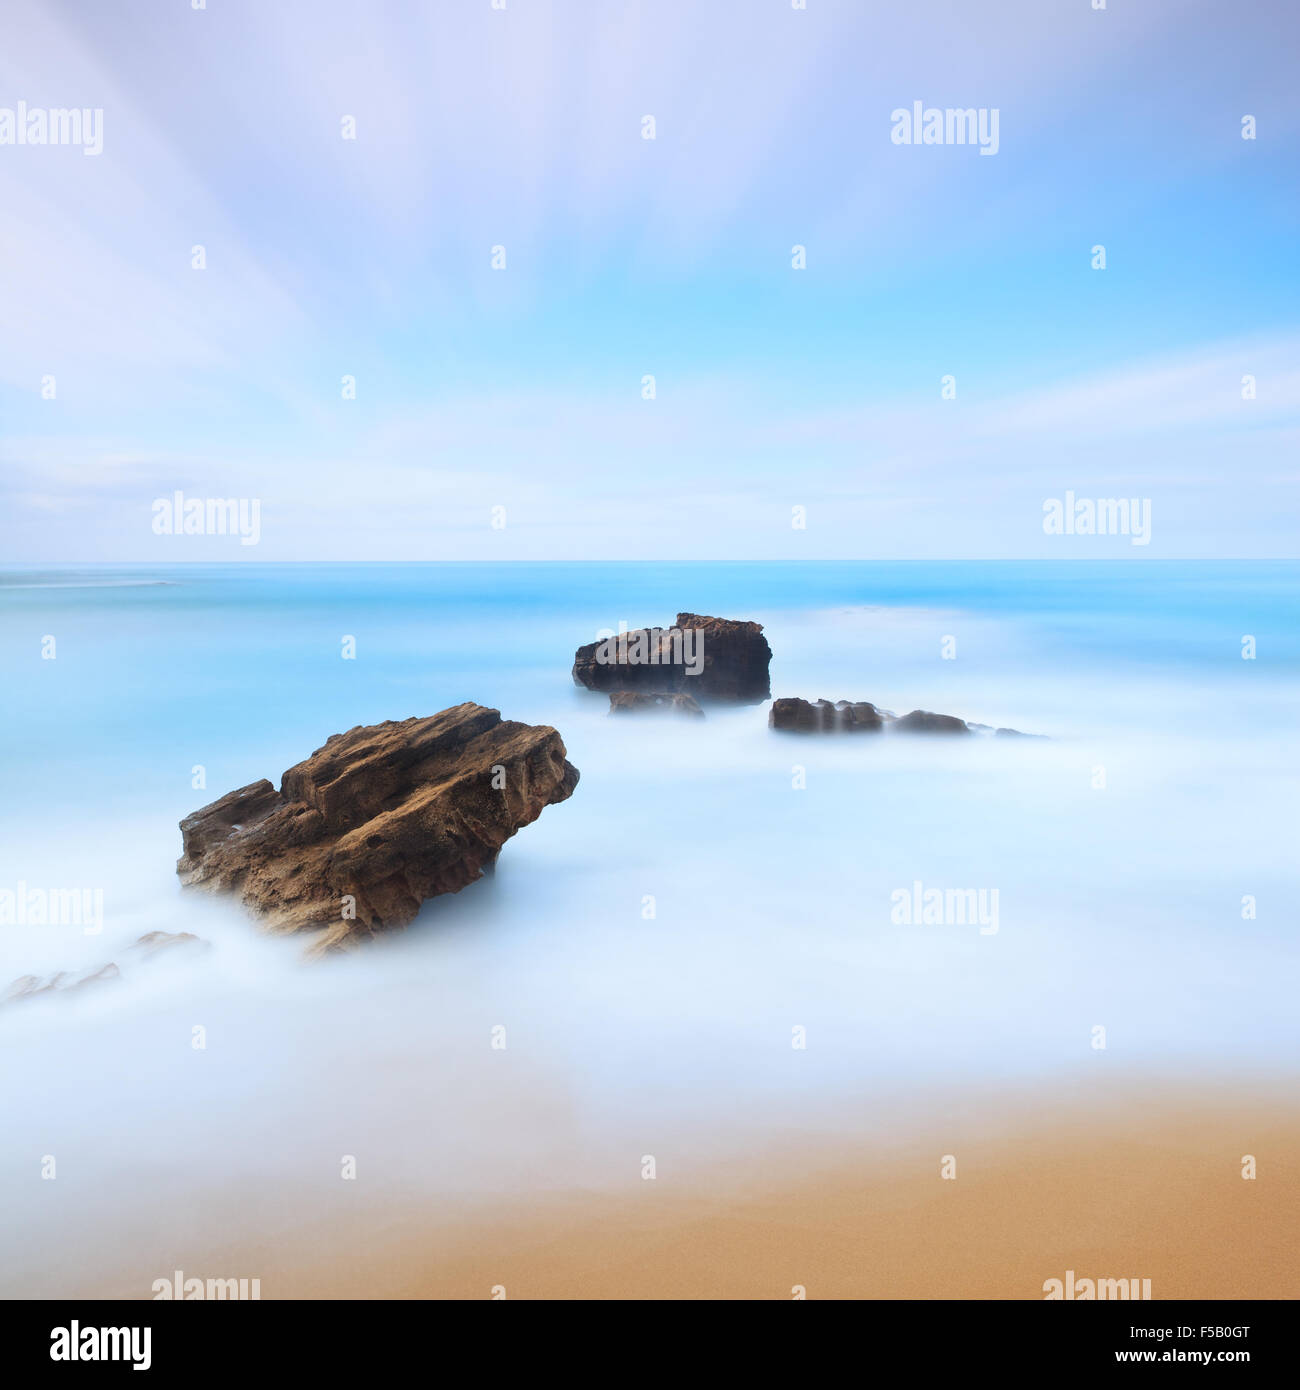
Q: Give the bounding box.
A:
[1,0,1297,560]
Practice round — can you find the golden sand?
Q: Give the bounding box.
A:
[171,1076,1298,1300]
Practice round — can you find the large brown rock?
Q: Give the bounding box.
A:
[176,703,579,949]
[572,613,771,703]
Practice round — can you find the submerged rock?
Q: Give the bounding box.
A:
[770,701,1042,737]
[771,699,968,734]
[573,613,771,703]
[1,933,209,1009]
[769,698,884,733]
[608,691,704,717]
[2,962,120,1006]
[176,703,579,949]
[129,930,206,956]
[892,709,972,735]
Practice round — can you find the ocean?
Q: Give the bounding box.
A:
[2,561,1297,1295]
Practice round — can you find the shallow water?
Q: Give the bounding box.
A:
[1,561,1296,1294]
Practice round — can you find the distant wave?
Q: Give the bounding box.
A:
[0,579,180,590]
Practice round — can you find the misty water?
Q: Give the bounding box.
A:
[2,562,1296,1294]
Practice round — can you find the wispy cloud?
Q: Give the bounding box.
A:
[1,0,1297,560]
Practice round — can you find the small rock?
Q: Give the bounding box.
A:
[893,710,972,735]
[769,697,884,732]
[2,962,120,1007]
[128,930,208,958]
[608,692,704,717]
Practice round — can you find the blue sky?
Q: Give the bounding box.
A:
[1,0,1297,559]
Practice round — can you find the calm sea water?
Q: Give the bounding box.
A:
[2,561,1297,1293]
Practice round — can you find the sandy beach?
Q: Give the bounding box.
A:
[68,1075,1296,1301]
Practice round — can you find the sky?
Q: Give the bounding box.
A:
[0,0,1297,561]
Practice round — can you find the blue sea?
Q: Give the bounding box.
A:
[2,561,1297,1294]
